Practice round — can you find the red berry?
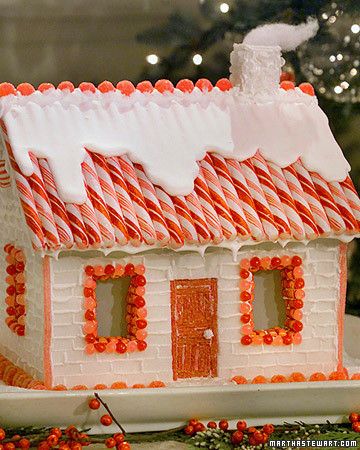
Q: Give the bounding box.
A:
[241,335,252,345]
[124,263,135,276]
[263,424,275,435]
[137,340,147,351]
[236,420,247,431]
[184,425,194,436]
[155,79,174,93]
[6,265,16,275]
[219,419,229,431]
[4,444,15,450]
[250,257,261,269]
[47,435,58,446]
[17,83,35,96]
[352,421,360,432]
[118,443,130,450]
[280,81,295,91]
[38,83,55,92]
[50,428,62,438]
[247,427,257,434]
[136,81,153,93]
[0,82,16,96]
[58,81,75,92]
[216,78,232,91]
[188,418,198,427]
[271,257,281,268]
[299,82,315,96]
[98,81,115,93]
[116,341,127,354]
[18,439,30,449]
[100,414,113,426]
[195,79,213,92]
[176,79,194,93]
[263,334,273,345]
[79,82,96,93]
[349,412,360,423]
[207,421,217,429]
[89,398,101,410]
[0,429,6,441]
[254,431,265,443]
[113,434,124,444]
[292,256,302,266]
[105,438,116,448]
[116,81,135,96]
[231,431,244,445]
[194,422,206,432]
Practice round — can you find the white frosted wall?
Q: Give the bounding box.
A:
[0,181,45,380]
[50,239,341,387]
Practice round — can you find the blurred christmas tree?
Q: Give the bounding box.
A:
[137,0,360,315]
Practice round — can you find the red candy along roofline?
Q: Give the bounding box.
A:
[0,79,316,97]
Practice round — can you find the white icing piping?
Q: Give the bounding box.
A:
[0,86,350,205]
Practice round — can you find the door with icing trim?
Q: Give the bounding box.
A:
[170,278,218,380]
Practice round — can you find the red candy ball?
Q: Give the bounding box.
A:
[216,78,232,91]
[0,82,16,96]
[17,83,35,96]
[176,79,194,93]
[240,269,250,279]
[57,81,75,92]
[98,81,115,93]
[136,81,153,93]
[125,263,135,276]
[241,335,252,345]
[250,257,261,269]
[195,79,213,92]
[134,296,145,308]
[116,341,127,354]
[136,319,147,329]
[105,264,115,275]
[294,278,305,289]
[280,81,295,91]
[85,310,95,321]
[263,334,273,345]
[134,275,146,286]
[83,287,94,298]
[283,334,293,345]
[85,333,96,344]
[38,83,55,92]
[292,255,302,266]
[271,257,281,268]
[85,265,94,276]
[240,314,251,324]
[116,80,136,96]
[240,291,251,301]
[79,82,96,93]
[137,340,147,351]
[299,82,315,96]
[94,343,106,353]
[155,79,174,93]
[292,321,303,332]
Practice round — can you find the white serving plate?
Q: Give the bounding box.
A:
[1,381,360,432]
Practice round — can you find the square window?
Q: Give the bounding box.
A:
[83,263,148,354]
[239,255,304,346]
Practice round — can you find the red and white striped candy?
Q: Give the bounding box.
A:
[0,159,10,188]
[134,164,170,245]
[210,153,251,240]
[284,162,321,239]
[6,143,45,249]
[328,181,358,233]
[82,153,116,247]
[64,203,89,248]
[155,187,184,248]
[118,155,156,245]
[107,156,142,245]
[194,164,224,243]
[90,153,128,245]
[171,195,198,244]
[200,155,237,240]
[38,159,74,248]
[252,153,291,240]
[267,161,306,240]
[310,172,346,234]
[226,159,265,241]
[340,176,360,229]
[184,191,212,244]
[28,154,60,249]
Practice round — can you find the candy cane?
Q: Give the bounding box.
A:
[6,143,45,249]
[171,195,198,244]
[155,187,185,247]
[328,181,358,233]
[134,164,170,245]
[38,159,74,248]
[226,159,265,241]
[90,153,128,245]
[107,157,142,245]
[252,153,291,239]
[82,153,115,247]
[118,155,156,245]
[210,154,251,239]
[194,164,224,243]
[184,191,212,244]
[0,160,10,188]
[291,161,331,236]
[310,172,345,234]
[340,176,360,229]
[267,161,306,240]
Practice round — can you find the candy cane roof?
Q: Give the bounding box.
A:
[0,79,359,253]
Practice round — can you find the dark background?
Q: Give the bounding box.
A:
[1,0,359,313]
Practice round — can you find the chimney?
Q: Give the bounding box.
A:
[229,44,283,96]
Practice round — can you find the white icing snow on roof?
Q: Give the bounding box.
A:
[0,87,350,205]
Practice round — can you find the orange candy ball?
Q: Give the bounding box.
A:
[299,82,315,96]
[176,79,194,93]
[17,83,35,96]
[231,375,247,385]
[117,80,135,96]
[288,372,306,382]
[38,83,55,92]
[98,81,115,93]
[216,78,232,91]
[136,81,153,93]
[280,81,295,91]
[0,82,16,96]
[271,374,287,383]
[195,78,213,92]
[79,82,96,93]
[309,372,326,382]
[252,375,267,384]
[155,79,174,93]
[58,81,75,92]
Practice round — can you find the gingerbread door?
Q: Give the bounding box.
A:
[170,278,218,380]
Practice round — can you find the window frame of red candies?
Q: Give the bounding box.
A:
[83,263,148,355]
[4,244,26,337]
[239,255,304,347]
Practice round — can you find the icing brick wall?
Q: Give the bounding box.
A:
[50,239,341,387]
[0,172,45,380]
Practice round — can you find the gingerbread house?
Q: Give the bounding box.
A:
[0,32,359,390]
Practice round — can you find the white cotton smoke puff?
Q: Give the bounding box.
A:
[243,17,319,51]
